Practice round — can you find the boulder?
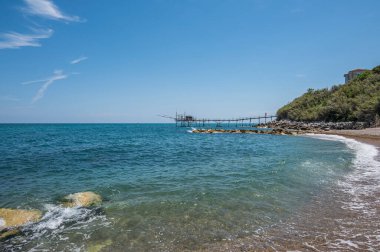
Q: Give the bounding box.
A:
[62,192,102,208]
[0,208,42,231]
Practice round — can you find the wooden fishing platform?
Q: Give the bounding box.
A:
[160,113,277,127]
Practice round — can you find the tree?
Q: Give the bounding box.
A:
[276,66,380,124]
[373,65,380,74]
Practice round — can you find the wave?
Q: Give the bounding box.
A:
[3,204,110,251]
[187,127,197,133]
[305,133,380,250]
[306,133,380,212]
[32,204,106,232]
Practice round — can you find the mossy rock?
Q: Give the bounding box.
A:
[62,192,102,208]
[87,239,112,252]
[0,208,42,230]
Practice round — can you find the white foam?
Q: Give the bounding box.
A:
[33,204,92,231]
[187,127,197,133]
[306,134,380,250]
[306,134,380,204]
[305,134,379,174]
[334,239,359,249]
[302,242,322,252]
[0,217,5,228]
[17,204,110,251]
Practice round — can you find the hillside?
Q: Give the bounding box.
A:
[277,65,380,124]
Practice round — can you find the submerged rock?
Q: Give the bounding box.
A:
[63,192,102,208]
[87,239,113,252]
[0,229,20,240]
[0,208,42,231]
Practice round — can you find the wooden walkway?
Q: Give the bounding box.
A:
[160,113,277,127]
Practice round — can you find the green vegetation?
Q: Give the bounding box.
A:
[277,65,380,123]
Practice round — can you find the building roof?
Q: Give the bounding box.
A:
[349,69,368,72]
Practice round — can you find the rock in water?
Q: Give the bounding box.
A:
[63,192,102,207]
[0,229,20,240]
[0,208,42,231]
[87,239,113,252]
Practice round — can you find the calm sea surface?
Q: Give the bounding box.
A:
[0,124,379,251]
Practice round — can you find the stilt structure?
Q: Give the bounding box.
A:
[160,113,277,128]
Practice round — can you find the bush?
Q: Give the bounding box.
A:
[372,65,380,74]
[276,66,380,123]
[355,70,371,81]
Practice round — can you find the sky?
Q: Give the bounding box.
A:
[0,0,379,123]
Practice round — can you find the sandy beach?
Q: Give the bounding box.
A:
[327,127,380,148]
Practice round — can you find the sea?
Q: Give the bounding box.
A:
[0,124,379,251]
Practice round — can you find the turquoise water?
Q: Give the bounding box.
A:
[0,124,357,251]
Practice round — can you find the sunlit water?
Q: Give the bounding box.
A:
[0,124,378,251]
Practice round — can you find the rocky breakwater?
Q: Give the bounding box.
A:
[257,120,368,131]
[191,128,300,135]
[0,208,42,240]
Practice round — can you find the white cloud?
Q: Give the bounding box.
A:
[70,56,88,64]
[0,1,85,50]
[23,70,68,103]
[23,0,83,22]
[0,29,53,49]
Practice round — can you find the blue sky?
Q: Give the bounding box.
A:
[0,0,379,123]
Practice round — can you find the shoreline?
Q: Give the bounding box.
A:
[200,128,380,251]
[325,128,380,148]
[2,125,380,251]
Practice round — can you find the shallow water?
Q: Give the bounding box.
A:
[0,124,378,251]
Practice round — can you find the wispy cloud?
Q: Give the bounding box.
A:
[0,95,20,102]
[23,0,83,22]
[295,74,306,78]
[23,70,68,103]
[70,56,88,64]
[0,28,53,49]
[0,1,84,49]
